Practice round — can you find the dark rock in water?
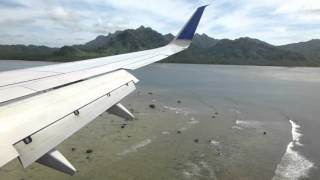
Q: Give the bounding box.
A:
[215,112,219,115]
[127,135,131,138]
[121,123,127,129]
[263,131,267,135]
[149,104,156,109]
[71,147,76,152]
[194,139,199,143]
[216,151,223,156]
[148,92,153,95]
[177,130,182,134]
[177,100,181,104]
[86,156,90,160]
[86,149,93,154]
[212,115,216,119]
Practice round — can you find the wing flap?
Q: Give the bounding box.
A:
[0,86,36,103]
[0,70,137,144]
[14,80,136,168]
[0,142,19,167]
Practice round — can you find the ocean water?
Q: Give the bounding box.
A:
[0,61,320,180]
[133,63,320,179]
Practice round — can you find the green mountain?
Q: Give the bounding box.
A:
[0,26,319,66]
[279,39,320,65]
[165,37,309,66]
[81,26,171,53]
[192,33,219,48]
[0,45,57,61]
[49,26,172,61]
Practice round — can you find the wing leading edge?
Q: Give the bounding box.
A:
[0,6,207,174]
[0,5,207,104]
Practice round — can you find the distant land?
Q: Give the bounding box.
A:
[1,26,320,67]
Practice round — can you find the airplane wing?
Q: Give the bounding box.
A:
[0,6,207,175]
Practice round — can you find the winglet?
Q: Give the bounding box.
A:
[173,5,208,42]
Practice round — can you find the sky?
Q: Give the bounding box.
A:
[0,0,320,47]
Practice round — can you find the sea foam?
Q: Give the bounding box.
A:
[272,120,315,180]
[289,120,303,146]
[232,120,261,130]
[117,139,152,156]
[163,105,190,116]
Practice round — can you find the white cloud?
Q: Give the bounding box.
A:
[47,6,83,31]
[0,0,319,46]
[201,0,320,45]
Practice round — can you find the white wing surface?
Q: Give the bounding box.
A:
[0,6,207,174]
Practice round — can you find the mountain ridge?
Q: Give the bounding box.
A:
[0,26,319,66]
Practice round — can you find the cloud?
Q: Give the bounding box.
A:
[201,0,320,45]
[0,0,27,9]
[0,0,319,46]
[47,6,83,31]
[0,18,35,28]
[92,17,127,34]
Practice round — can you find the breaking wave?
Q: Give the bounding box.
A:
[272,120,315,180]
